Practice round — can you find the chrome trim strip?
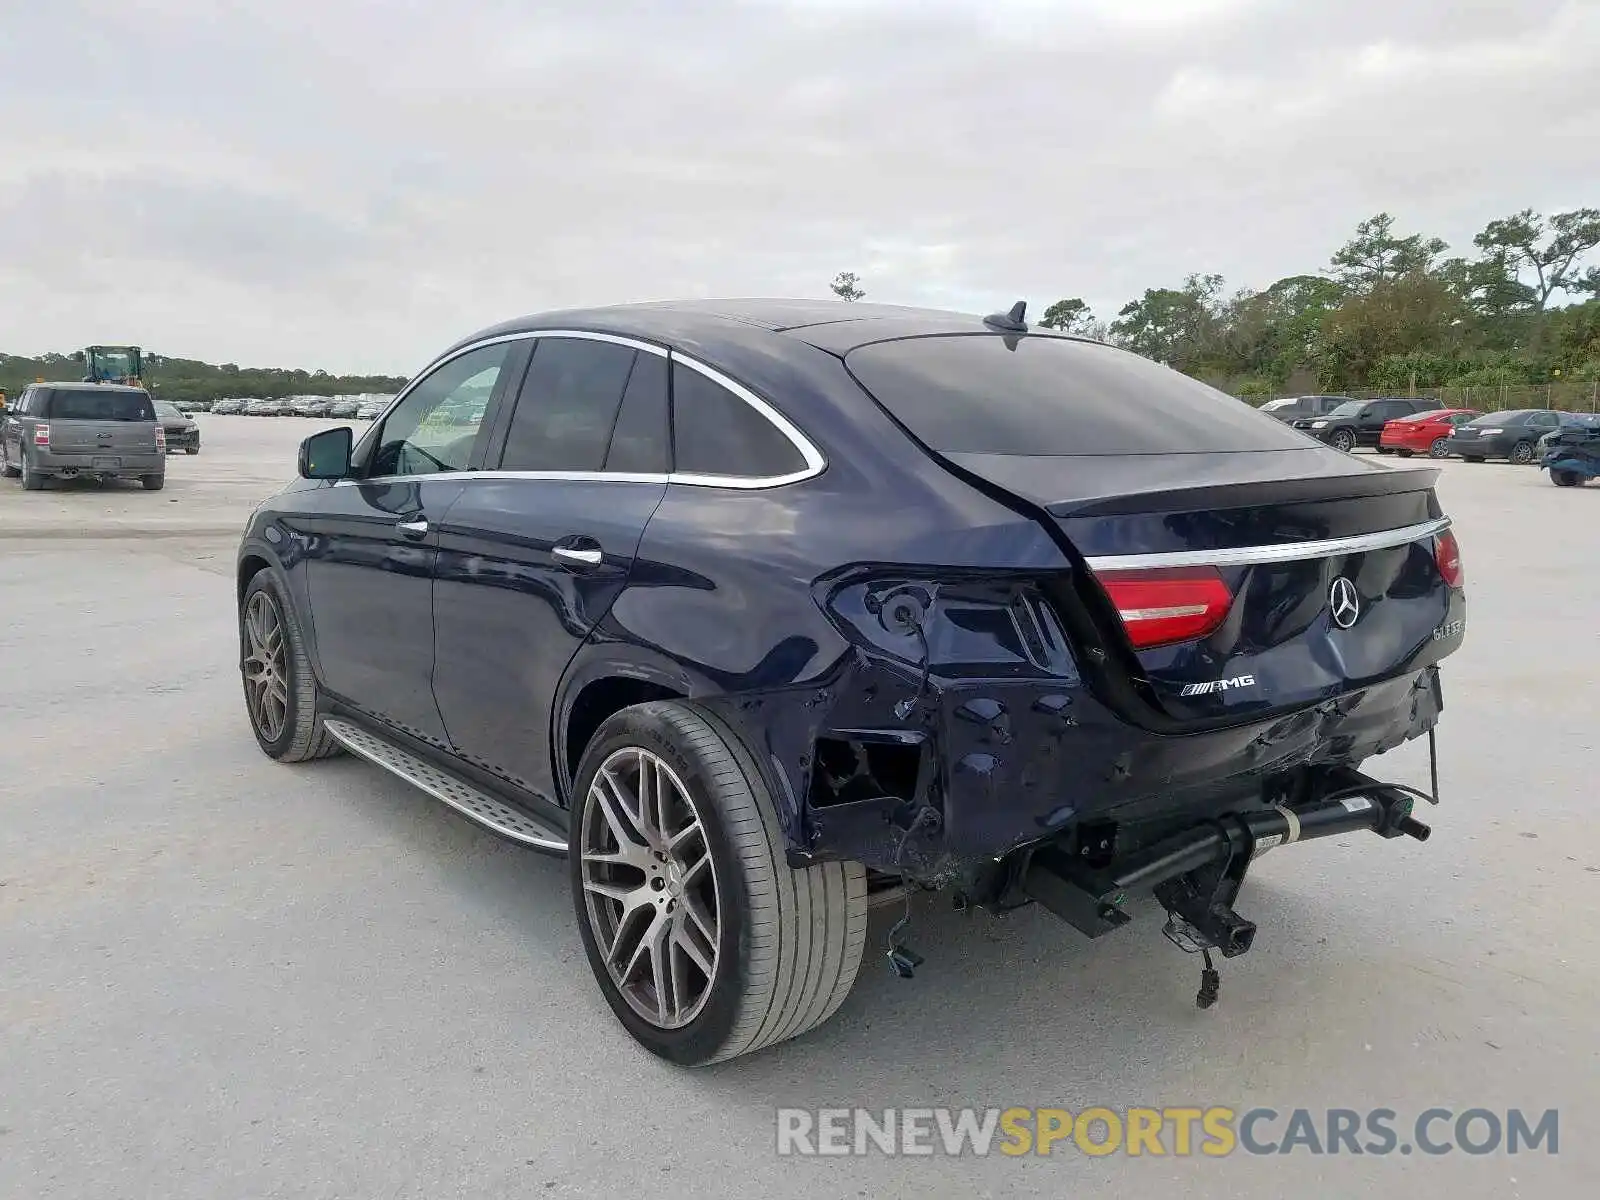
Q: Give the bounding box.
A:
[337,330,826,492]
[323,718,567,853]
[1083,517,1451,572]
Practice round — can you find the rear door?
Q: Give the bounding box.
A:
[41,388,161,458]
[430,333,671,800]
[843,334,1461,728]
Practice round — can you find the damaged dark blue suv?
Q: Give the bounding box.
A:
[236,299,1465,1064]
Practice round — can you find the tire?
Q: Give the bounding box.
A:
[1329,429,1355,453]
[185,446,199,455]
[20,451,43,491]
[1510,441,1535,465]
[1551,469,1581,487]
[1395,449,1414,458]
[1429,438,1450,458]
[239,570,343,762]
[141,474,165,491]
[570,700,867,1066]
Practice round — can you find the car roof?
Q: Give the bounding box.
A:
[32,381,149,395]
[444,298,1095,362]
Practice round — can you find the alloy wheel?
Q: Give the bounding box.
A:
[1511,441,1534,465]
[579,747,721,1030]
[1331,430,1354,453]
[1429,438,1450,458]
[242,590,290,742]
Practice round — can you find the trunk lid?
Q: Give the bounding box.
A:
[842,334,1464,730]
[42,388,160,456]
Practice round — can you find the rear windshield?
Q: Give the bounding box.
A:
[844,335,1306,455]
[1465,411,1533,427]
[45,389,155,421]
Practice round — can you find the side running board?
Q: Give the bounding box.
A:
[322,717,568,854]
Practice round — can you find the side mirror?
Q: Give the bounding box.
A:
[299,426,353,479]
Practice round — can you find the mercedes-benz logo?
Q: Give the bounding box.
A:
[1328,576,1361,629]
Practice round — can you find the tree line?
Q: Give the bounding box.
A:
[0,350,406,405]
[833,207,1600,398]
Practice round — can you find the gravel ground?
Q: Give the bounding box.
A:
[0,447,1595,1198]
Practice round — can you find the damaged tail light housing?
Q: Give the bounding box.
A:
[1092,566,1234,650]
[1433,528,1463,588]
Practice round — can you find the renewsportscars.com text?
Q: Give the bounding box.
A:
[775,1106,1559,1158]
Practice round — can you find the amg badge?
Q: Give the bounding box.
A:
[1181,674,1257,697]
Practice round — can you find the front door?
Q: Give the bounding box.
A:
[431,334,671,801]
[295,341,521,744]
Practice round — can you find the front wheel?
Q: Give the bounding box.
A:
[239,571,342,761]
[571,701,867,1066]
[1429,437,1450,458]
[1551,469,1582,487]
[1329,429,1355,453]
[1510,441,1535,465]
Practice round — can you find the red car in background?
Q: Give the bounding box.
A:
[1378,408,1481,458]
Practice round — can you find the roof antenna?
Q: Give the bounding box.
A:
[983,300,1028,333]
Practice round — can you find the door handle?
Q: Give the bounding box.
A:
[552,545,603,567]
[396,517,430,539]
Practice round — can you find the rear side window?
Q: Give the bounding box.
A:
[499,337,638,472]
[845,335,1307,455]
[604,351,669,474]
[672,362,808,478]
[43,389,156,421]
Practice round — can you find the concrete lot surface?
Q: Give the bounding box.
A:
[0,444,1596,1198]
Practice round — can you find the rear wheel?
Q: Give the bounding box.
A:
[571,701,867,1066]
[1510,441,1535,465]
[1329,429,1355,453]
[141,474,165,491]
[19,452,43,491]
[1551,469,1582,487]
[240,571,342,762]
[1429,437,1450,458]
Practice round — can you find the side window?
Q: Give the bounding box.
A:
[672,362,808,480]
[368,343,508,478]
[604,351,670,474]
[498,337,637,472]
[1530,412,1558,429]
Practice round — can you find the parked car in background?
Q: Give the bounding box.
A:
[2,381,166,490]
[173,399,211,413]
[154,399,201,454]
[1378,408,1479,458]
[1257,395,1351,423]
[245,399,288,416]
[355,398,387,419]
[235,298,1463,1065]
[289,398,333,418]
[1537,412,1600,457]
[212,399,245,415]
[329,398,362,419]
[1293,397,1439,452]
[1442,409,1566,464]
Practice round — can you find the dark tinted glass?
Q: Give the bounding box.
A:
[1465,411,1534,427]
[604,351,669,473]
[1327,401,1365,418]
[846,335,1307,455]
[500,338,637,472]
[45,389,156,421]
[672,364,807,477]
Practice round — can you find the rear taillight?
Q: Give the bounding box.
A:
[155,426,166,449]
[1095,566,1235,650]
[1434,529,1463,588]
[34,424,49,447]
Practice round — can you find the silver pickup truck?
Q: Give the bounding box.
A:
[2,382,166,491]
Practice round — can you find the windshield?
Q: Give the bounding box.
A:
[1327,401,1365,418]
[1259,398,1294,411]
[845,335,1308,455]
[154,401,183,419]
[45,389,155,421]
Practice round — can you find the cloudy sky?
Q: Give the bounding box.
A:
[2,0,1597,374]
